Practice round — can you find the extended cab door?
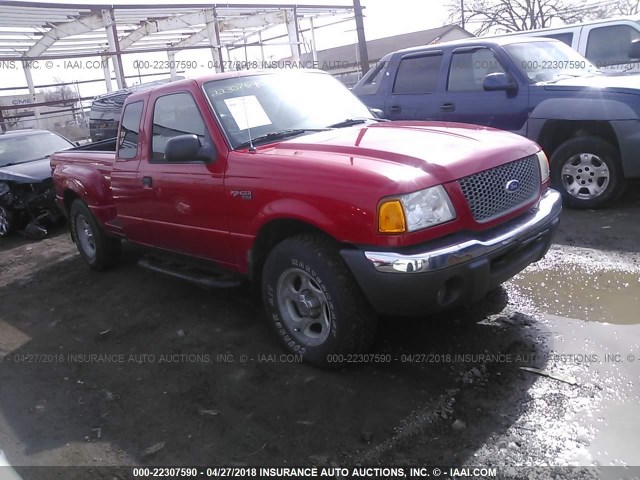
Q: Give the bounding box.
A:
[436,46,529,134]
[131,88,232,266]
[383,51,444,120]
[110,98,148,240]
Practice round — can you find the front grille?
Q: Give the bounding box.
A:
[458,155,540,223]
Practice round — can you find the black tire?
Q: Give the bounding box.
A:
[0,206,14,237]
[262,234,377,367]
[550,136,625,209]
[69,199,121,270]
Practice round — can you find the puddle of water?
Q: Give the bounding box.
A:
[510,265,640,325]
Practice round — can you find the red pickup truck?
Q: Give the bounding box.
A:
[51,70,561,365]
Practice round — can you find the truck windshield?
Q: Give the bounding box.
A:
[505,40,602,83]
[203,72,374,149]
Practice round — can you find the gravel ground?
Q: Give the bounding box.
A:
[1,183,639,479]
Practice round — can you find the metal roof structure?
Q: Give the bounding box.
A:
[0,1,355,86]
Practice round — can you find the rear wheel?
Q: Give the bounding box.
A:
[262,234,377,367]
[550,136,625,208]
[70,199,121,270]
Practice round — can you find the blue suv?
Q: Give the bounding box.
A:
[354,36,640,208]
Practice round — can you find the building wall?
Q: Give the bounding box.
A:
[0,93,77,132]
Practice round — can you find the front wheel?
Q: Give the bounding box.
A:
[69,199,121,270]
[262,234,377,367]
[550,136,625,209]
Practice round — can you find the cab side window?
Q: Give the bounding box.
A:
[586,25,640,67]
[151,92,207,162]
[545,32,574,46]
[118,101,143,159]
[447,49,506,92]
[358,61,388,95]
[393,54,442,94]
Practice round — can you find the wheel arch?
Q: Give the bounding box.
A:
[249,217,334,285]
[536,120,621,163]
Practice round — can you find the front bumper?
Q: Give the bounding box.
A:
[340,189,562,316]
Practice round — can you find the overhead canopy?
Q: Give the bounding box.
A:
[0,1,354,61]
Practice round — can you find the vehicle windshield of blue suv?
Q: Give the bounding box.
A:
[505,40,602,83]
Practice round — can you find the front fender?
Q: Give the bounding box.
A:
[252,198,339,239]
[529,98,638,122]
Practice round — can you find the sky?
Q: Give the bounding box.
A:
[2,0,451,98]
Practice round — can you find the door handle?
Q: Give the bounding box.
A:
[389,105,402,113]
[142,176,153,188]
[441,103,455,112]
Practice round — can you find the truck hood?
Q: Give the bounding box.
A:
[0,158,52,183]
[264,121,539,185]
[542,73,640,95]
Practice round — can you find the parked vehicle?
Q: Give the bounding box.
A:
[0,129,73,238]
[89,78,181,142]
[353,36,640,208]
[52,70,561,365]
[495,17,640,74]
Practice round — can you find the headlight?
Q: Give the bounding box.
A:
[536,150,550,182]
[0,182,9,197]
[378,185,456,233]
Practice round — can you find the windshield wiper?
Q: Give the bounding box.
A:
[235,128,329,150]
[326,117,387,129]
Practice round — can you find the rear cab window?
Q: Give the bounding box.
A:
[393,53,442,94]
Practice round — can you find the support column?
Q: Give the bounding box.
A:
[353,0,369,75]
[167,50,178,80]
[258,30,265,63]
[102,55,113,92]
[286,7,301,61]
[309,17,318,65]
[205,8,225,73]
[22,61,41,129]
[103,8,126,89]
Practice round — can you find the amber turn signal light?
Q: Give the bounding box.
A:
[378,200,406,233]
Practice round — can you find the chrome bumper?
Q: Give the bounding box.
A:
[365,189,562,274]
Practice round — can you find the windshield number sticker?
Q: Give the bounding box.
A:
[224,95,272,131]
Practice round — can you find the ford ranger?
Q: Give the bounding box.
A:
[354,36,640,209]
[51,70,561,366]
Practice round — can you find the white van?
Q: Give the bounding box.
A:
[495,18,640,73]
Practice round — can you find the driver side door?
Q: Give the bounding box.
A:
[134,90,232,266]
[436,47,529,134]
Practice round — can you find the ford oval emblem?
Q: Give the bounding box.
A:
[505,179,520,193]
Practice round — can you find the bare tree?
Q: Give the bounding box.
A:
[40,76,74,102]
[589,0,640,18]
[448,0,592,35]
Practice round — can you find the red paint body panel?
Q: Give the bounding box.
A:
[51,71,547,275]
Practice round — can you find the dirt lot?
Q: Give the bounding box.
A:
[1,185,640,479]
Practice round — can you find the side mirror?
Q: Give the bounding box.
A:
[483,72,517,93]
[165,134,215,163]
[629,39,640,60]
[370,108,385,119]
